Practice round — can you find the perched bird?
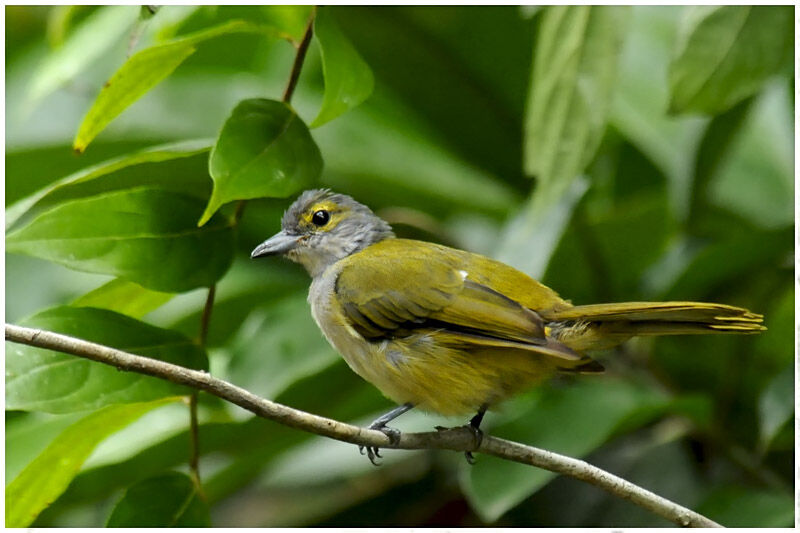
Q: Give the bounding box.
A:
[251,189,764,464]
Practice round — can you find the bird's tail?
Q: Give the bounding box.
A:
[542,301,765,352]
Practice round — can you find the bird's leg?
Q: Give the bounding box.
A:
[359,402,414,465]
[464,404,488,465]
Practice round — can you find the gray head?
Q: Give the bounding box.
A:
[251,189,394,277]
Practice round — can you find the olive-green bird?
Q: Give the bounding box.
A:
[251,189,764,463]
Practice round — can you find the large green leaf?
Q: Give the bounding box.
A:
[72,279,173,319]
[73,20,288,153]
[525,6,629,201]
[5,398,178,527]
[460,378,665,523]
[6,306,208,413]
[7,188,235,292]
[201,99,322,225]
[310,6,374,128]
[29,6,138,105]
[106,472,210,527]
[6,139,212,231]
[668,6,793,115]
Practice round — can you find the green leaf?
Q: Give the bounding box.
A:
[226,293,338,400]
[6,306,208,413]
[201,99,323,225]
[30,6,138,105]
[668,6,793,115]
[5,398,178,527]
[6,412,85,484]
[758,366,794,452]
[461,378,665,523]
[260,5,314,42]
[73,20,287,153]
[697,486,794,527]
[525,6,630,201]
[6,139,212,231]
[7,188,235,292]
[106,472,210,527]
[72,279,173,318]
[311,6,375,128]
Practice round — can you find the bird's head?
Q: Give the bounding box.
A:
[251,189,394,277]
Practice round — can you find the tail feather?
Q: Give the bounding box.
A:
[543,301,764,351]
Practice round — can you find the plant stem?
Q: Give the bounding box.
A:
[282,8,316,104]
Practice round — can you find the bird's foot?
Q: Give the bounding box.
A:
[464,424,483,465]
[359,423,401,466]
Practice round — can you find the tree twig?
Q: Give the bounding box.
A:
[5,323,722,528]
[282,7,316,104]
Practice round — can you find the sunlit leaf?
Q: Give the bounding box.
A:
[201,98,322,226]
[106,472,210,527]
[5,398,179,527]
[7,188,235,292]
[525,6,630,201]
[668,6,793,115]
[30,6,138,105]
[72,279,173,318]
[73,20,288,153]
[6,306,208,413]
[311,6,374,128]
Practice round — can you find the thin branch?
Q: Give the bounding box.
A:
[282,7,316,104]
[198,285,216,348]
[5,323,721,528]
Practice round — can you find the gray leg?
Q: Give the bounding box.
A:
[464,404,488,465]
[360,403,414,465]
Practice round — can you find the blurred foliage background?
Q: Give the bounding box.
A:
[5,5,795,527]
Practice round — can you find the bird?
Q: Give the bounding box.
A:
[251,189,764,464]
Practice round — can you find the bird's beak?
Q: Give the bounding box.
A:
[251,231,300,258]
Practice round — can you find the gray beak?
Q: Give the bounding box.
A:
[251,231,300,258]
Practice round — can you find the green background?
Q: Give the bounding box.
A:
[5,5,794,527]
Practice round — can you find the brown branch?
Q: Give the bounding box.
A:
[5,323,721,528]
[282,7,316,104]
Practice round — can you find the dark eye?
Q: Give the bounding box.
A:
[311,209,330,226]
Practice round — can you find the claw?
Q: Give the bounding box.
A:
[465,451,476,464]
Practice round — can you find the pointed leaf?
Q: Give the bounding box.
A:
[311,6,375,128]
[6,139,212,231]
[7,188,234,292]
[201,98,322,225]
[72,279,173,318]
[6,306,208,413]
[525,6,630,201]
[73,20,287,152]
[668,6,793,115]
[6,398,178,527]
[106,472,210,527]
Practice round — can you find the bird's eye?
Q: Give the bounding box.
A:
[311,209,330,226]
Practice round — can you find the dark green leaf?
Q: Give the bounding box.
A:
[201,99,322,225]
[6,306,208,413]
[461,378,665,522]
[668,6,793,115]
[73,20,287,152]
[697,485,794,527]
[525,6,629,201]
[106,472,210,527]
[6,139,212,231]
[72,279,173,318]
[7,188,235,292]
[6,399,178,527]
[311,7,374,128]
